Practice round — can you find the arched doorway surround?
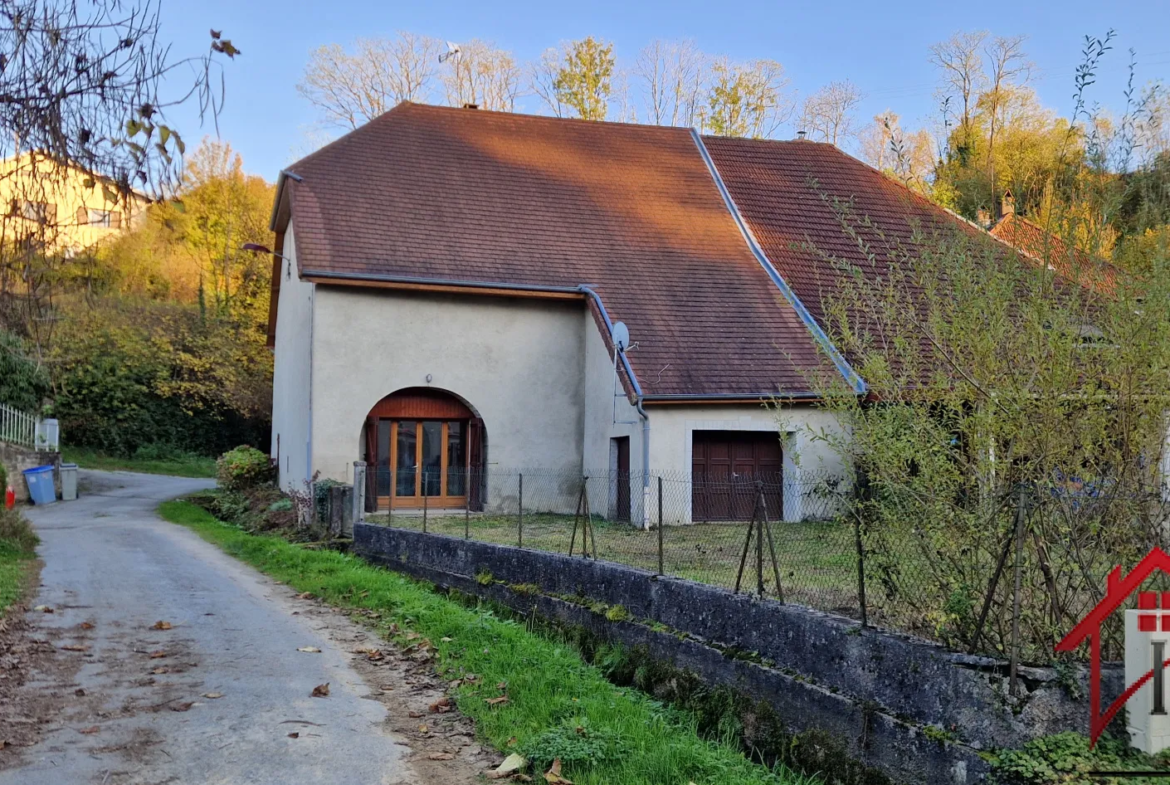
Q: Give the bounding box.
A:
[362,388,486,512]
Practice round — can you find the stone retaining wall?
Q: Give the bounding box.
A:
[354,522,1120,784]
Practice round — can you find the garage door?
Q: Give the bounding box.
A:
[691,431,783,521]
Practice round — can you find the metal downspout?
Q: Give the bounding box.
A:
[578,285,652,529]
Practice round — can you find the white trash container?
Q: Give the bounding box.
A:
[60,463,78,501]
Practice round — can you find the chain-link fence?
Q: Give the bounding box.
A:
[364,466,862,618]
[358,463,1170,665]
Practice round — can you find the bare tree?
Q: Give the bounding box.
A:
[297,33,441,130]
[930,31,988,152]
[702,59,793,138]
[982,36,1031,206]
[441,40,522,112]
[530,48,566,118]
[860,110,901,170]
[0,0,234,355]
[635,39,707,127]
[799,81,864,146]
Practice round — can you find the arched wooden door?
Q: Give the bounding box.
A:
[364,389,485,511]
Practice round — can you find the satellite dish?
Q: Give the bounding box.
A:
[611,322,630,352]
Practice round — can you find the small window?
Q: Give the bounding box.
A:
[87,208,115,227]
[17,200,54,223]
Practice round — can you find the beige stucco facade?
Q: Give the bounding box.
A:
[270,225,850,523]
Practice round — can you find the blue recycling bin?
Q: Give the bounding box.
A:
[22,465,56,505]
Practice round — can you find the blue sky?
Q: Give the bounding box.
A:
[158,0,1170,180]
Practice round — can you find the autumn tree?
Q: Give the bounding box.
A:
[798,81,864,146]
[0,0,236,361]
[440,40,522,112]
[635,39,707,127]
[297,33,440,129]
[702,59,792,138]
[534,37,615,121]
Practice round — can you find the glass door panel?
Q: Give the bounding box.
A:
[446,421,466,496]
[421,421,443,496]
[396,420,417,496]
[376,420,391,497]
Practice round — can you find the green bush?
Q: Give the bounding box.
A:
[0,463,7,491]
[0,330,49,414]
[988,731,1165,783]
[0,507,39,555]
[216,446,272,492]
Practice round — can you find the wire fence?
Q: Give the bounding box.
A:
[359,464,1170,666]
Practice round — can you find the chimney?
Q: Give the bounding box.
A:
[796,130,808,140]
[1000,189,1015,217]
[462,103,479,110]
[976,207,992,229]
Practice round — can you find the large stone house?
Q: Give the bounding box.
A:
[265,103,995,525]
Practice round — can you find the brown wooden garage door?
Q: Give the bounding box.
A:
[692,431,783,521]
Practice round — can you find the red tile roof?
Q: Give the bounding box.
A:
[700,135,993,344]
[276,102,828,398]
[990,213,1119,293]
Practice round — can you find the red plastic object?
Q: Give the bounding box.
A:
[4,485,13,509]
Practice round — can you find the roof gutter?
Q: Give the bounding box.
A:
[269,169,304,233]
[305,269,653,525]
[689,129,867,397]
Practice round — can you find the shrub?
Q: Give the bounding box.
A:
[0,463,7,490]
[0,507,39,555]
[216,446,272,492]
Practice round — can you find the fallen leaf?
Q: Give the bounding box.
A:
[404,632,419,641]
[379,684,394,692]
[429,697,452,713]
[287,732,299,739]
[366,649,384,661]
[151,620,172,630]
[79,622,94,630]
[148,650,167,659]
[202,692,223,699]
[418,724,429,734]
[151,667,169,675]
[408,710,424,718]
[485,696,509,707]
[74,688,86,697]
[544,758,573,784]
[428,752,455,761]
[297,647,321,654]
[497,681,508,690]
[77,726,100,735]
[170,702,194,712]
[297,592,314,600]
[34,605,53,613]
[311,683,330,698]
[488,753,527,779]
[506,736,518,747]
[60,645,88,652]
[440,636,453,642]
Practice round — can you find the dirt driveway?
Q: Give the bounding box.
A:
[0,470,490,784]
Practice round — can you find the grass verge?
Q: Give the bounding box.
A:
[0,507,40,615]
[63,447,217,478]
[158,500,817,785]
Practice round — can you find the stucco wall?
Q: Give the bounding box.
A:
[310,289,586,503]
[645,403,848,523]
[581,314,644,522]
[270,225,314,492]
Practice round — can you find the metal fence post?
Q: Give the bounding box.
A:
[465,489,470,540]
[518,473,524,548]
[352,461,367,528]
[657,475,664,576]
[423,492,428,534]
[854,512,868,628]
[756,482,765,597]
[1009,484,1026,696]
